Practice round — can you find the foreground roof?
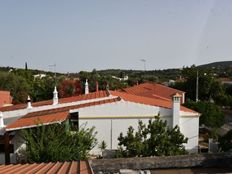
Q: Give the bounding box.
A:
[0,161,92,174]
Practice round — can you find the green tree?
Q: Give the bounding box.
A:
[219,129,232,152]
[172,66,224,102]
[117,117,188,157]
[30,77,54,102]
[99,140,107,151]
[0,72,31,103]
[21,123,97,162]
[184,101,225,129]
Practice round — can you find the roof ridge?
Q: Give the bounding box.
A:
[6,97,121,131]
[110,90,197,114]
[23,97,121,119]
[123,82,185,93]
[0,90,108,112]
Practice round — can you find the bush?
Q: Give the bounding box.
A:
[219,130,232,152]
[21,123,97,162]
[117,117,188,157]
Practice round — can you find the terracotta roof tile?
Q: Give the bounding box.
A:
[110,90,198,114]
[0,91,108,112]
[6,111,69,131]
[0,91,12,107]
[0,161,92,174]
[121,82,185,101]
[111,90,171,108]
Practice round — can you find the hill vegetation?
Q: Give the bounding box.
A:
[198,61,232,68]
[0,60,231,104]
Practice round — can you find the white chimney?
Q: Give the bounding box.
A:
[182,93,185,104]
[27,95,32,109]
[172,93,181,128]
[53,86,58,105]
[85,79,89,94]
[0,112,5,135]
[0,112,5,128]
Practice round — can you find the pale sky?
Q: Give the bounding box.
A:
[0,0,232,73]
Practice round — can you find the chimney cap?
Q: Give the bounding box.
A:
[27,95,33,109]
[27,95,31,101]
[85,79,89,94]
[53,86,59,105]
[172,93,182,98]
[53,86,58,93]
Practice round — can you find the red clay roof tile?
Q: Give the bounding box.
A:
[110,90,198,114]
[121,82,185,101]
[0,161,92,174]
[0,91,108,112]
[6,111,69,131]
[0,91,12,107]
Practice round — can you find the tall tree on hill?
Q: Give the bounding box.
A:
[25,62,28,71]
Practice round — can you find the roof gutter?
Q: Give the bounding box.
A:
[6,120,65,132]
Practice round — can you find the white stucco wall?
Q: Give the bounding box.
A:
[77,100,171,118]
[80,118,152,154]
[77,100,164,154]
[77,100,199,154]
[180,116,199,153]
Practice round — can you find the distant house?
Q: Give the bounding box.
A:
[0,91,12,107]
[0,82,199,164]
[218,78,232,85]
[111,75,128,81]
[33,74,46,79]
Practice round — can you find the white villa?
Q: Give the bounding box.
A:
[0,81,200,164]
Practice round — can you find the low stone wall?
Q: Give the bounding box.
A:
[89,153,232,174]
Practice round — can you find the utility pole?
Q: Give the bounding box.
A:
[49,64,57,85]
[140,59,146,71]
[196,69,199,102]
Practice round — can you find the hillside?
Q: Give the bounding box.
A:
[198,61,232,68]
[0,66,63,76]
[1,60,232,82]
